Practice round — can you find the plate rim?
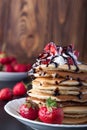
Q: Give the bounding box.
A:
[4,98,87,128]
[0,72,28,81]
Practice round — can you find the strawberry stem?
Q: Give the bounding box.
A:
[46,97,58,108]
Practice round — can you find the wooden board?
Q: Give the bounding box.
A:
[0,0,87,64]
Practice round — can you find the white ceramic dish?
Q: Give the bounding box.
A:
[4,98,87,130]
[0,72,28,81]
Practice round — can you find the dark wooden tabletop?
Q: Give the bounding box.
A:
[0,100,33,130]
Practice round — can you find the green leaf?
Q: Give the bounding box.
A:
[46,97,58,108]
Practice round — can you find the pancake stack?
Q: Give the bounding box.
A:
[27,42,87,124]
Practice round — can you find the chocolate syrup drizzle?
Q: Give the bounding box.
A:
[66,52,79,72]
[34,44,80,73]
[53,76,83,99]
[77,78,83,99]
[54,88,60,96]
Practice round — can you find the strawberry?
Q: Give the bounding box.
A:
[0,88,13,101]
[2,64,14,72]
[13,63,27,72]
[67,57,74,65]
[38,97,64,124]
[9,56,17,65]
[73,50,79,58]
[13,82,27,96]
[26,64,32,71]
[44,42,57,55]
[19,100,39,120]
[0,52,10,64]
[41,59,50,65]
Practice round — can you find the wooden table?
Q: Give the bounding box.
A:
[0,100,33,130]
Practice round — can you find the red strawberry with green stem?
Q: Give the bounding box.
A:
[39,97,64,124]
[19,100,39,120]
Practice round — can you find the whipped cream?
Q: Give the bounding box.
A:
[32,42,80,72]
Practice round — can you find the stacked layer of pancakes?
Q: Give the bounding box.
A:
[27,43,87,124]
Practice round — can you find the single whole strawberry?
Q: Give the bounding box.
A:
[0,52,10,64]
[38,97,64,124]
[13,82,27,96]
[2,64,14,72]
[13,63,27,72]
[19,100,39,120]
[8,56,17,65]
[0,88,13,101]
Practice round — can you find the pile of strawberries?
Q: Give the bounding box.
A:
[0,51,32,101]
[19,97,64,124]
[0,51,31,72]
[0,81,29,101]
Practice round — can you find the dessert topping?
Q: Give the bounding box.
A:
[33,42,80,71]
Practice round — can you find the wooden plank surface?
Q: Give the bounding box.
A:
[0,0,87,64]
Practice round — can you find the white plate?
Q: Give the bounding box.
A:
[0,72,28,81]
[4,98,87,130]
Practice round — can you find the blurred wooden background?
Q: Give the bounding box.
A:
[0,0,87,64]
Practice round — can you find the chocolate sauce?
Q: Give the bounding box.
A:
[59,76,70,84]
[66,52,79,72]
[77,91,82,99]
[77,78,83,86]
[50,61,58,68]
[33,68,36,73]
[76,78,83,99]
[55,81,59,85]
[54,88,60,96]
[55,73,59,78]
[49,56,59,68]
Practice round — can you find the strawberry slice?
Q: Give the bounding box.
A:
[38,52,50,59]
[73,50,79,58]
[67,57,74,65]
[41,59,50,65]
[44,42,57,55]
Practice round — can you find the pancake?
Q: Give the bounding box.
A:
[64,113,87,118]
[29,88,79,95]
[32,69,87,81]
[33,77,87,86]
[32,64,87,73]
[26,96,87,107]
[28,89,87,102]
[63,116,87,124]
[32,82,80,91]
[63,106,87,114]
